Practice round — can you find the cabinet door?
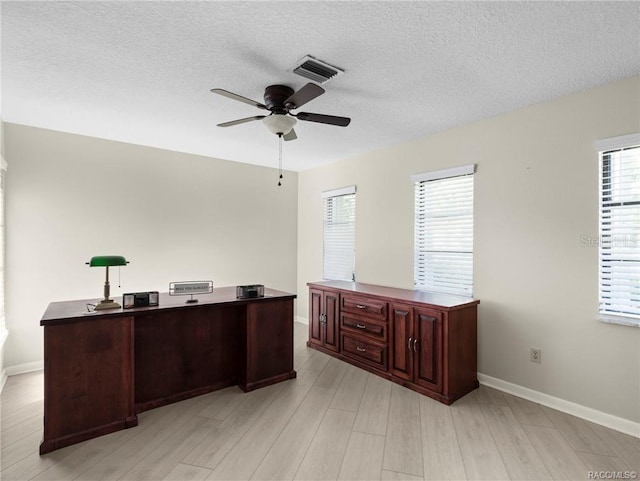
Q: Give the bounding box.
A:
[414,307,442,392]
[323,290,340,352]
[390,303,414,381]
[309,289,323,347]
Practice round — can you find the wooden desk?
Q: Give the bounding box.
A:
[39,287,296,454]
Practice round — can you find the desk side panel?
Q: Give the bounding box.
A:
[444,305,479,399]
[242,299,296,391]
[41,316,136,454]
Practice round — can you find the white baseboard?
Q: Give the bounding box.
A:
[295,315,309,325]
[5,360,44,377]
[478,372,640,438]
[0,369,7,393]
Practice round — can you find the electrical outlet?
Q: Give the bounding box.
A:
[530,348,541,363]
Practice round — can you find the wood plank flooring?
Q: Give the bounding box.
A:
[2,322,639,480]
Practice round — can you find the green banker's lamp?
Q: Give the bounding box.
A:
[86,256,129,310]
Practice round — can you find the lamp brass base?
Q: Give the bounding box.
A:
[94,299,121,310]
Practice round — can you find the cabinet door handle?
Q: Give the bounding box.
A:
[320,314,326,323]
[356,323,367,329]
[356,304,367,309]
[356,346,366,352]
[413,339,418,352]
[407,337,413,352]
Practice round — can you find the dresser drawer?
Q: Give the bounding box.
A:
[341,334,387,371]
[341,314,387,342]
[341,294,387,321]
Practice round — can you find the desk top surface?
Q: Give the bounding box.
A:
[41,286,296,325]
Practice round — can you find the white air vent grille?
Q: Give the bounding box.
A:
[293,55,344,84]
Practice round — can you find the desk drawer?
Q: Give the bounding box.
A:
[342,334,387,371]
[341,314,387,342]
[341,294,387,321]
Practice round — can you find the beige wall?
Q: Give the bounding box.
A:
[4,124,298,367]
[1,3,4,384]
[0,119,5,386]
[297,76,640,423]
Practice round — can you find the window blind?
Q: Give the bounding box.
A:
[413,166,474,296]
[323,186,356,281]
[599,145,640,320]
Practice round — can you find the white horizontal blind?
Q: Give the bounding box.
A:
[323,187,356,281]
[414,167,474,296]
[599,145,640,320]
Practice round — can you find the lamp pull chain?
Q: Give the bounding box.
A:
[118,266,121,288]
[277,134,283,187]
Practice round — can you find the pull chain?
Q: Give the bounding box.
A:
[277,134,283,187]
[118,266,121,288]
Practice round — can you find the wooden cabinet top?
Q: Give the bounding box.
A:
[41,286,296,326]
[307,280,478,311]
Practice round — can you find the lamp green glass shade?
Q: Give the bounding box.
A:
[87,256,129,310]
[88,255,128,267]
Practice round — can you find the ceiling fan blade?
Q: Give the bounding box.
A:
[296,112,351,127]
[217,115,266,127]
[211,88,268,110]
[284,83,325,109]
[283,128,297,141]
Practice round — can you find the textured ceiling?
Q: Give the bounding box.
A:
[2,1,639,171]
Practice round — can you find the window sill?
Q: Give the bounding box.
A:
[598,314,640,328]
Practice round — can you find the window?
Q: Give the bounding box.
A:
[322,186,356,281]
[413,165,475,296]
[597,134,640,323]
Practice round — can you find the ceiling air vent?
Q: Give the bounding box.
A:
[293,55,344,84]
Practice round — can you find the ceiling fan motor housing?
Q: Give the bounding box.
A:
[264,85,295,112]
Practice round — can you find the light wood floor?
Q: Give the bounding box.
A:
[1,323,638,481]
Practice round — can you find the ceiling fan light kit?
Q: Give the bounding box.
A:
[263,114,297,135]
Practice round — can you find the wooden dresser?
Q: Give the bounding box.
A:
[307,281,479,404]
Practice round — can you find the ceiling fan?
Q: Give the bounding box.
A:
[210,83,351,141]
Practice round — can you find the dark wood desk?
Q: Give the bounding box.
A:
[39,287,296,454]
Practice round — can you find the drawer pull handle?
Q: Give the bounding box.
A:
[356,304,367,309]
[356,323,367,329]
[408,337,413,351]
[413,339,418,352]
[356,346,366,352]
